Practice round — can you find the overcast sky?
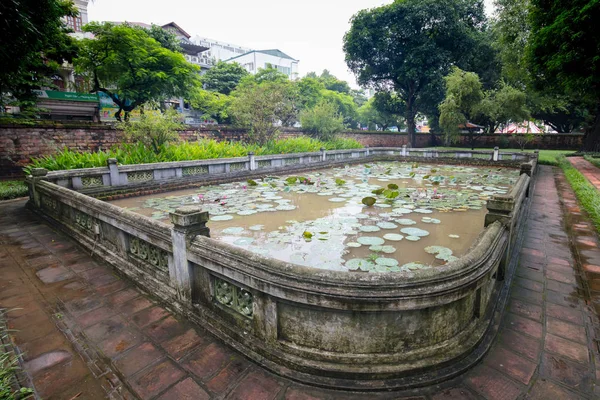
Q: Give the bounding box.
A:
[88,0,496,89]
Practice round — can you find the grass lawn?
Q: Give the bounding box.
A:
[430,147,575,166]
[0,181,28,201]
[558,156,600,232]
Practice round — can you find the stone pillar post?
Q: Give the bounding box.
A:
[402,145,407,157]
[520,162,533,177]
[28,168,48,208]
[107,158,120,186]
[484,194,514,227]
[493,147,499,161]
[169,206,210,303]
[248,151,256,171]
[365,145,370,156]
[320,147,327,162]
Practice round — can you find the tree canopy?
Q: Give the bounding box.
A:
[0,0,78,108]
[344,0,488,147]
[439,67,529,147]
[75,22,200,121]
[358,96,401,131]
[300,100,344,141]
[229,81,295,144]
[201,61,249,95]
[528,0,600,149]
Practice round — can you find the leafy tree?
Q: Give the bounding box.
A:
[189,88,231,123]
[439,68,529,148]
[229,82,297,144]
[253,66,290,84]
[0,0,78,109]
[320,90,358,128]
[146,24,183,53]
[118,109,183,153]
[492,0,531,87]
[493,0,585,133]
[350,89,369,108]
[300,100,345,141]
[359,96,400,131]
[344,0,487,147]
[201,61,248,95]
[295,77,326,109]
[75,22,200,121]
[304,70,352,94]
[528,0,600,149]
[439,67,484,144]
[477,83,529,133]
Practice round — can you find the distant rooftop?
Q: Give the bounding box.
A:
[225,49,298,62]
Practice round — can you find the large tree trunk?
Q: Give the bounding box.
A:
[404,86,417,147]
[407,117,417,148]
[583,104,600,152]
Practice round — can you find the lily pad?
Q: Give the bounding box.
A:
[383,233,404,241]
[222,227,245,235]
[361,197,377,207]
[400,227,430,237]
[346,258,374,271]
[357,236,385,246]
[395,218,417,226]
[402,262,429,270]
[237,210,257,216]
[211,215,234,221]
[346,242,362,248]
[377,221,398,229]
[233,238,254,246]
[414,208,433,214]
[329,198,347,202]
[425,245,454,261]
[448,234,460,238]
[375,257,399,267]
[405,236,421,241]
[359,225,381,232]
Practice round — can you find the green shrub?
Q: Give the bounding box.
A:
[584,155,600,169]
[25,137,363,172]
[559,156,600,233]
[118,110,183,154]
[1,311,34,399]
[300,100,345,141]
[0,181,28,201]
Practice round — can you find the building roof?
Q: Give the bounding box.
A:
[458,122,484,129]
[161,22,191,39]
[225,49,298,62]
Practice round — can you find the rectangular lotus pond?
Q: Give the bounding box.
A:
[27,148,536,390]
[109,162,520,273]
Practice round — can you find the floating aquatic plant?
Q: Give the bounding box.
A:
[362,197,377,206]
[400,227,430,237]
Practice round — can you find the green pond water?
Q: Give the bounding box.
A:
[109,162,519,273]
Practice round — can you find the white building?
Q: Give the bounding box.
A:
[65,0,90,38]
[225,49,299,79]
[192,36,252,67]
[191,36,299,79]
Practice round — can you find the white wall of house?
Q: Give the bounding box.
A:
[227,51,299,79]
[192,36,251,66]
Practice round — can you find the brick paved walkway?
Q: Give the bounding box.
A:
[569,156,600,190]
[1,165,599,399]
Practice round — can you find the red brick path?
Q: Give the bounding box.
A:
[1,165,599,399]
[569,156,600,190]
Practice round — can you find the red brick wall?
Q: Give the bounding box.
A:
[0,123,583,178]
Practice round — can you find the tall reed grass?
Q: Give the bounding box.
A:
[25,137,363,173]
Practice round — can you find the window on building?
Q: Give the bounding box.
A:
[244,62,254,72]
[65,15,83,32]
